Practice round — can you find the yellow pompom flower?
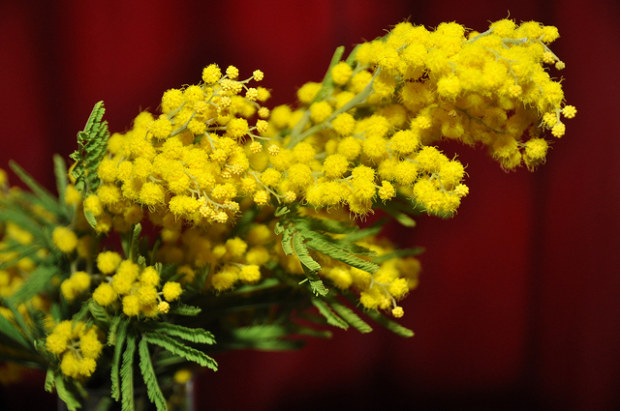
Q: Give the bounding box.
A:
[93,283,117,306]
[163,281,182,301]
[239,265,261,283]
[52,226,78,254]
[331,61,353,85]
[96,251,122,274]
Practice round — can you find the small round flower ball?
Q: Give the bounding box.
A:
[163,282,182,302]
[52,226,78,254]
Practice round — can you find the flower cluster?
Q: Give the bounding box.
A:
[0,18,574,411]
[88,66,270,234]
[45,321,103,378]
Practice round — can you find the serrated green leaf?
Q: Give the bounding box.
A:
[365,310,414,338]
[328,300,373,333]
[145,332,217,371]
[110,320,128,401]
[157,323,215,345]
[311,298,348,330]
[10,265,57,304]
[138,337,167,411]
[120,333,136,411]
[55,375,81,411]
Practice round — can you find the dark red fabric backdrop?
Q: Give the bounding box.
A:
[1,0,618,409]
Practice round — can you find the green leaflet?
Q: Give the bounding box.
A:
[0,310,30,348]
[228,324,305,351]
[312,45,344,104]
[145,332,218,371]
[9,265,57,305]
[107,316,122,346]
[55,375,81,411]
[311,298,348,330]
[1,297,32,341]
[328,300,373,333]
[156,323,215,345]
[304,233,379,274]
[110,319,128,401]
[53,154,68,208]
[372,247,424,264]
[44,368,55,393]
[120,333,136,411]
[280,227,294,255]
[9,161,64,216]
[291,233,321,271]
[138,337,167,411]
[70,101,110,194]
[169,303,201,316]
[365,310,414,338]
[88,300,111,325]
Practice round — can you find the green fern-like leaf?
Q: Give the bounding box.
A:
[138,337,167,411]
[70,101,110,194]
[328,299,373,333]
[55,375,81,411]
[10,265,57,305]
[156,323,215,345]
[169,303,202,316]
[365,310,414,338]
[0,311,30,348]
[9,161,64,216]
[110,319,128,401]
[311,298,348,330]
[120,333,136,411]
[145,332,217,371]
[88,300,111,325]
[44,368,55,393]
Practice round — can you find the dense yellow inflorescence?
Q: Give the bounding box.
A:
[0,20,575,385]
[45,321,103,378]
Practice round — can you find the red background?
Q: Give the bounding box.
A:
[1,0,619,409]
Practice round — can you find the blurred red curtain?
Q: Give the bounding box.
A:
[0,0,618,409]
